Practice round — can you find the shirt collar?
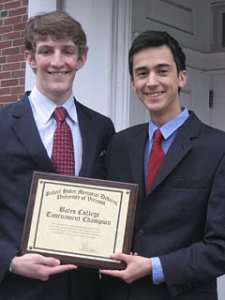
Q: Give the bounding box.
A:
[29,86,78,124]
[148,107,189,141]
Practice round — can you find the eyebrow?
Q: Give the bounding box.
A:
[134,63,172,73]
[134,66,148,73]
[156,63,172,69]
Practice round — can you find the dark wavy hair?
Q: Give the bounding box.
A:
[129,30,186,79]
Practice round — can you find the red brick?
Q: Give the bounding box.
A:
[13,38,24,47]
[1,79,18,87]
[21,61,26,68]
[4,31,22,40]
[6,53,24,63]
[0,56,6,64]
[12,70,25,78]
[2,47,20,55]
[3,62,21,71]
[4,1,21,9]
[0,40,12,48]
[14,22,26,31]
[11,86,24,95]
[9,7,27,16]
[19,77,25,85]
[0,24,13,34]
[0,95,17,102]
[4,15,22,25]
[22,14,28,22]
[0,0,28,99]
[0,87,10,95]
[0,0,12,4]
[0,72,10,79]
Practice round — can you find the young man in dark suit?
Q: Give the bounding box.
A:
[0,11,114,300]
[100,31,225,300]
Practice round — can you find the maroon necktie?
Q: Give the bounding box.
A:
[146,129,164,190]
[51,107,75,176]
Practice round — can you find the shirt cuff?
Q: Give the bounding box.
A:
[151,257,165,284]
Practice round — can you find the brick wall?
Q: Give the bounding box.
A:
[0,0,28,103]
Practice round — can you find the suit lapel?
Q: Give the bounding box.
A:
[76,101,98,177]
[126,124,148,198]
[149,112,201,193]
[11,94,55,172]
[12,97,105,177]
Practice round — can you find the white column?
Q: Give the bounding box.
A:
[25,0,58,91]
[109,0,132,130]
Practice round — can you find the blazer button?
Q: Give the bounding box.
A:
[138,229,144,236]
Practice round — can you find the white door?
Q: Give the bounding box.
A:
[182,68,211,124]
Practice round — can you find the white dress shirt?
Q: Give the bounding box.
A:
[29,86,82,176]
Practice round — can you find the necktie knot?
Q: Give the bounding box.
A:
[53,107,67,123]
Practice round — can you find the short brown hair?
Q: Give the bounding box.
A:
[24,11,88,57]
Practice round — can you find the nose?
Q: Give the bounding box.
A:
[146,72,159,87]
[50,50,64,67]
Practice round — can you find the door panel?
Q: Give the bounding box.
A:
[212,73,225,131]
[183,68,211,124]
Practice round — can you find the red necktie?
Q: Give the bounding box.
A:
[51,107,75,176]
[146,129,164,190]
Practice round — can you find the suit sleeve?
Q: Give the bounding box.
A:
[0,237,18,282]
[160,154,225,296]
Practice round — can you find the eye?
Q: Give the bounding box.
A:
[63,48,76,55]
[38,47,52,55]
[158,68,169,76]
[136,70,148,78]
[64,50,73,55]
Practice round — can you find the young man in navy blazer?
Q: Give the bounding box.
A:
[100,31,225,300]
[0,11,114,300]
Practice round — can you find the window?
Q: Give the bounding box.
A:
[212,3,225,52]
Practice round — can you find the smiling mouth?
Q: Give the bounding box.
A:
[145,91,164,97]
[48,71,69,76]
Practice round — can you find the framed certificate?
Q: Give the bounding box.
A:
[21,172,138,270]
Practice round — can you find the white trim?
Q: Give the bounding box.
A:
[185,47,225,71]
[110,0,132,131]
[27,0,58,18]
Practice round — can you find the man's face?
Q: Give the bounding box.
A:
[25,36,86,104]
[131,45,187,125]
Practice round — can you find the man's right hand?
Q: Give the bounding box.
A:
[10,253,77,281]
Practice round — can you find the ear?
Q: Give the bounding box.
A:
[24,50,37,72]
[76,53,87,71]
[130,77,137,92]
[178,70,188,89]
